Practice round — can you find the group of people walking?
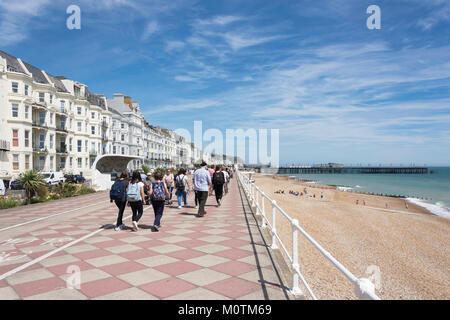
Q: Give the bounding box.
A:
[110,163,234,232]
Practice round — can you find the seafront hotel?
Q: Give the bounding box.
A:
[0,50,235,181]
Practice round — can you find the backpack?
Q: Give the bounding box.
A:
[176,175,186,193]
[110,180,126,201]
[213,172,225,185]
[127,183,141,202]
[152,182,166,201]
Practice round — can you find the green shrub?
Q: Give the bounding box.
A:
[0,198,19,210]
[77,185,96,195]
[30,197,48,204]
[61,183,77,198]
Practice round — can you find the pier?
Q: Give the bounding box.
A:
[274,166,429,175]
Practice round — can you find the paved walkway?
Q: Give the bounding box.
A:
[0,179,291,300]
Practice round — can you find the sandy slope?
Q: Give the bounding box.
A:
[252,174,450,300]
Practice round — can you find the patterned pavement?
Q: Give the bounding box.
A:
[0,179,292,300]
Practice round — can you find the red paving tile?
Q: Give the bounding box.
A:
[176,239,209,249]
[139,277,196,299]
[153,261,203,276]
[46,261,95,276]
[72,249,112,260]
[133,239,166,249]
[0,279,8,288]
[205,277,261,299]
[210,261,257,277]
[94,240,127,248]
[166,249,206,260]
[13,277,67,298]
[99,261,148,276]
[214,249,254,260]
[217,239,250,248]
[119,249,158,260]
[79,277,131,298]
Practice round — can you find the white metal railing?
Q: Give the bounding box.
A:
[237,170,380,300]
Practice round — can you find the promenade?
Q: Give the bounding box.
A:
[0,180,291,300]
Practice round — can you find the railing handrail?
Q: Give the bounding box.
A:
[237,169,380,300]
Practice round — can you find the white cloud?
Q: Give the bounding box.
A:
[141,21,159,41]
[165,40,185,52]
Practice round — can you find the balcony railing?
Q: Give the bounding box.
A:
[0,140,10,151]
[56,147,68,154]
[32,146,49,153]
[102,120,109,127]
[32,121,49,129]
[56,126,68,134]
[58,108,68,116]
[89,150,98,156]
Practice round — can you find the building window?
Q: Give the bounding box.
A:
[77,122,82,132]
[39,134,45,148]
[50,113,53,125]
[77,107,82,115]
[25,155,30,170]
[91,126,95,135]
[13,154,19,170]
[60,157,66,169]
[39,156,45,170]
[39,92,45,103]
[12,82,18,93]
[12,130,19,147]
[121,134,124,142]
[50,134,54,149]
[85,140,88,153]
[25,105,29,119]
[78,158,82,168]
[70,157,73,168]
[91,142,95,153]
[50,156,54,169]
[61,101,65,113]
[69,138,73,152]
[121,123,124,129]
[113,146,116,154]
[50,95,53,104]
[39,112,45,124]
[24,130,30,148]
[91,112,95,120]
[121,147,124,155]
[12,104,19,117]
[25,85,29,96]
[77,140,82,153]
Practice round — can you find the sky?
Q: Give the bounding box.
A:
[1,0,449,166]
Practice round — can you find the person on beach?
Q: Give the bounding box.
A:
[148,171,170,231]
[212,166,225,207]
[110,171,129,231]
[127,170,146,232]
[163,170,174,202]
[175,168,188,209]
[194,162,212,217]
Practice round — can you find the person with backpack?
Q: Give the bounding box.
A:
[110,171,129,231]
[127,170,146,232]
[148,171,170,231]
[212,166,225,206]
[175,168,188,209]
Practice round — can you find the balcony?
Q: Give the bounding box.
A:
[56,126,68,134]
[0,140,10,151]
[32,121,49,130]
[102,120,109,128]
[32,102,48,110]
[56,146,68,154]
[33,146,49,154]
[89,150,98,157]
[57,108,69,117]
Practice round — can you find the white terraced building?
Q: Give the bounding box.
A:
[0,50,114,180]
[0,50,240,181]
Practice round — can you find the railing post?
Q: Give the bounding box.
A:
[271,200,278,249]
[261,195,267,228]
[290,219,303,296]
[255,187,260,215]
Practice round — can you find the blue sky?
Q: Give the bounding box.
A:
[1,0,449,166]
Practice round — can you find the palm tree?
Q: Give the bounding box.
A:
[141,165,151,175]
[19,170,46,204]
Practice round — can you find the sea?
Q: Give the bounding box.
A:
[282,167,450,219]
